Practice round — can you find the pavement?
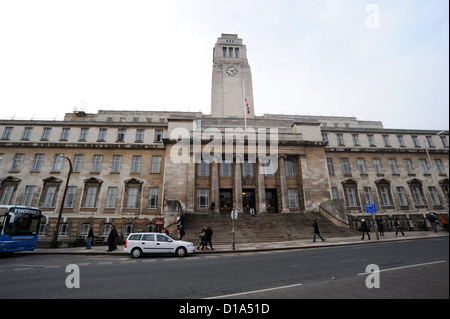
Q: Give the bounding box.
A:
[27,230,449,256]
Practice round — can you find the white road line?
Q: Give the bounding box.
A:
[205,283,303,299]
[357,260,447,275]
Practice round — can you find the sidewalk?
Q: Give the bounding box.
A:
[29,231,449,256]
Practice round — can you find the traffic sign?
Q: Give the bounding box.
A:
[231,209,238,220]
[365,204,377,213]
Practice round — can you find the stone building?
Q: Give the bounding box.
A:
[0,34,448,244]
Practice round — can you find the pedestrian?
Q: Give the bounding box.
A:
[394,218,405,236]
[428,213,438,232]
[312,219,325,242]
[205,225,214,250]
[376,217,385,236]
[178,225,185,240]
[197,226,206,250]
[360,219,371,240]
[107,225,118,252]
[210,202,216,214]
[250,207,256,216]
[86,227,94,249]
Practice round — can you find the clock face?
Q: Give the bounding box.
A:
[225,65,238,77]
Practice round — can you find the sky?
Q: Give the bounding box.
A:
[0,0,448,130]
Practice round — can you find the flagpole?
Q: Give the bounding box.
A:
[243,80,247,130]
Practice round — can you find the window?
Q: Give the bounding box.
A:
[426,136,434,148]
[98,128,107,141]
[396,187,408,206]
[352,134,360,146]
[154,129,163,142]
[52,154,63,172]
[367,134,375,146]
[382,135,390,147]
[330,187,339,200]
[440,136,448,148]
[60,128,70,141]
[285,159,295,176]
[379,186,391,206]
[92,155,103,173]
[434,159,444,174]
[198,160,209,176]
[126,187,138,208]
[64,186,77,208]
[73,154,83,172]
[411,136,420,147]
[41,127,52,140]
[397,135,405,147]
[84,186,98,208]
[388,158,399,174]
[148,188,158,208]
[22,185,36,206]
[111,155,122,173]
[80,223,90,236]
[43,186,57,207]
[235,47,239,58]
[373,159,383,175]
[31,154,45,172]
[404,159,414,175]
[357,158,367,174]
[220,163,231,176]
[124,224,134,237]
[411,186,424,206]
[321,133,328,143]
[102,224,112,237]
[363,187,374,204]
[336,133,344,145]
[2,127,13,140]
[243,160,253,177]
[106,187,118,208]
[79,128,89,141]
[197,189,209,208]
[428,187,440,205]
[0,185,14,205]
[345,187,358,207]
[11,153,24,171]
[131,155,142,173]
[326,158,334,175]
[58,223,69,236]
[288,189,299,207]
[151,156,161,174]
[341,158,351,175]
[135,129,144,142]
[419,159,429,174]
[117,129,126,142]
[22,127,33,140]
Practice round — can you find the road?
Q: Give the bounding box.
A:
[0,238,448,302]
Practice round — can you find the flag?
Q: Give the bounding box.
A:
[245,96,250,115]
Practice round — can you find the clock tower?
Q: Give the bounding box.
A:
[211,34,255,118]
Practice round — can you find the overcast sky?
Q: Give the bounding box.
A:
[0,0,448,130]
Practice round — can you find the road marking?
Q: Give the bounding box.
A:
[357,260,447,275]
[205,283,303,299]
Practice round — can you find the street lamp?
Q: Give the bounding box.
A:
[51,155,73,248]
[423,132,449,214]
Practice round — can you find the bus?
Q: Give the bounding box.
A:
[0,205,48,254]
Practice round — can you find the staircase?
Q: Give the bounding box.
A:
[181,212,359,245]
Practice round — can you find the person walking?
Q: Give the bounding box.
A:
[107,225,118,252]
[394,218,405,236]
[429,213,438,232]
[312,219,325,242]
[197,226,207,250]
[205,225,214,250]
[86,227,94,249]
[376,217,385,236]
[360,219,371,240]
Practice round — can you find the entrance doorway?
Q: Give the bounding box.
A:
[242,189,255,214]
[265,189,278,213]
[219,189,232,214]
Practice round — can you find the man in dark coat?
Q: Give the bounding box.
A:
[312,219,325,242]
[361,219,371,240]
[107,225,118,252]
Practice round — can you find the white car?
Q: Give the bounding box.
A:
[124,232,195,258]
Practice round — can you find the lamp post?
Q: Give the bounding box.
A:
[51,155,73,248]
[423,132,449,214]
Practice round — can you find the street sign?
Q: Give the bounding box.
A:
[231,209,238,220]
[365,203,377,213]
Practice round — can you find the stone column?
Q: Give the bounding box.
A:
[211,159,219,213]
[186,160,196,213]
[257,160,267,214]
[234,156,243,211]
[278,156,290,213]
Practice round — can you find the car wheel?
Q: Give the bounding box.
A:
[175,247,187,257]
[131,247,142,258]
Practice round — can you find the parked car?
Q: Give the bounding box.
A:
[124,232,195,258]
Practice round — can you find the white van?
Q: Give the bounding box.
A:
[124,232,195,258]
